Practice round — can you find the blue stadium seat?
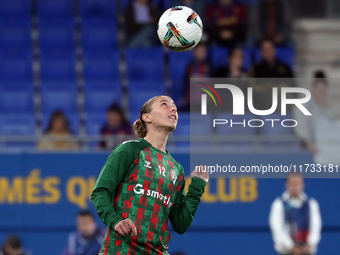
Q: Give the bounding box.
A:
[122,0,163,9]
[0,82,34,113]
[0,114,36,149]
[0,51,33,81]
[0,0,31,18]
[215,112,256,149]
[83,50,119,81]
[42,112,80,135]
[39,19,75,50]
[86,112,106,135]
[37,0,74,18]
[41,81,78,116]
[84,80,122,113]
[169,51,193,104]
[260,112,299,148]
[0,19,32,50]
[40,50,76,81]
[211,47,252,71]
[128,81,166,120]
[81,17,117,50]
[254,47,295,68]
[173,112,213,148]
[79,0,115,18]
[126,47,164,82]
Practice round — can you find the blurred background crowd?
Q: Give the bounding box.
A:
[1,0,340,254]
[1,0,339,155]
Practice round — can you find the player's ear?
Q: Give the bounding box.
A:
[142,113,151,124]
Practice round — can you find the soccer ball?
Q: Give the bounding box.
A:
[157,6,203,52]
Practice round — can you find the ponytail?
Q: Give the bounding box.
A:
[133,96,160,138]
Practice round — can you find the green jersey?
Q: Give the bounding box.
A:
[91,138,206,255]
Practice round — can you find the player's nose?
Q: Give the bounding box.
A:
[171,104,177,113]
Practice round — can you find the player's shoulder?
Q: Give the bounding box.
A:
[168,154,184,173]
[114,138,149,154]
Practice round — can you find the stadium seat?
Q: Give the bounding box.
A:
[79,0,116,18]
[86,112,106,147]
[0,82,34,113]
[81,17,117,50]
[173,112,213,148]
[39,19,75,50]
[126,47,164,82]
[0,0,31,18]
[260,112,299,148]
[84,80,122,113]
[0,18,32,50]
[37,0,74,18]
[40,81,78,116]
[40,50,76,81]
[215,112,256,149]
[254,47,295,68]
[42,112,80,135]
[86,112,106,135]
[128,81,166,121]
[0,114,36,149]
[169,51,193,104]
[211,47,252,71]
[0,50,33,81]
[83,50,119,81]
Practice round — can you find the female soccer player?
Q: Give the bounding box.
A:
[91,95,209,254]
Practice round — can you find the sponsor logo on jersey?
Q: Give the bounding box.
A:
[144,160,152,169]
[133,184,173,208]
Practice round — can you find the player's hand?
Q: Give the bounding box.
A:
[114,218,137,236]
[191,165,209,183]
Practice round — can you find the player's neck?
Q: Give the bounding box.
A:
[144,131,169,153]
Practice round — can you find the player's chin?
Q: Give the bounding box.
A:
[166,123,177,133]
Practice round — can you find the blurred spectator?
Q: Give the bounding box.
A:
[249,39,294,111]
[249,0,293,46]
[171,0,206,23]
[180,43,211,111]
[1,235,27,255]
[125,0,161,48]
[269,173,322,255]
[98,103,133,150]
[249,39,294,78]
[63,210,105,255]
[294,71,340,164]
[206,0,247,47]
[37,111,79,151]
[214,47,248,78]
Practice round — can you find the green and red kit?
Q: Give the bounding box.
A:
[91,138,206,255]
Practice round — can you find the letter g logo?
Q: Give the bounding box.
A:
[134,184,144,195]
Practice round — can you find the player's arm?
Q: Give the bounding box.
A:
[169,166,207,234]
[91,149,132,231]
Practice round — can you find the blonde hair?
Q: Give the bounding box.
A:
[133,96,160,138]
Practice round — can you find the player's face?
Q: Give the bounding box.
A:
[286,177,304,198]
[76,215,96,237]
[145,96,178,133]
